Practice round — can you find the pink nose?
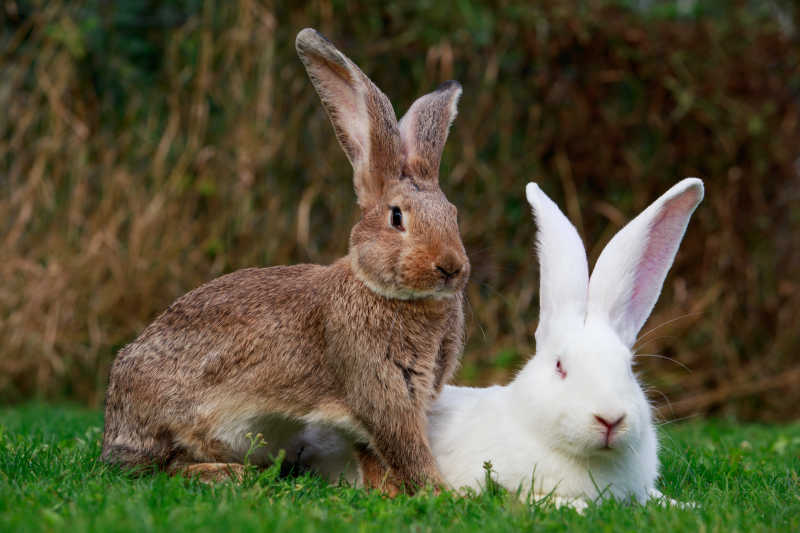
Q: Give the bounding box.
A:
[594,414,625,446]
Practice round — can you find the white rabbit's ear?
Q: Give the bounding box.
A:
[525,183,590,348]
[296,28,403,209]
[398,81,462,184]
[587,178,704,348]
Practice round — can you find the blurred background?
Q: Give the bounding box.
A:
[1,0,798,421]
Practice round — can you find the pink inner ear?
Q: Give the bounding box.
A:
[629,188,702,329]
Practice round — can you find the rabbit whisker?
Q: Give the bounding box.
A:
[644,387,674,415]
[622,442,637,463]
[464,294,488,342]
[634,312,703,350]
[634,353,692,373]
[631,335,678,351]
[655,414,701,427]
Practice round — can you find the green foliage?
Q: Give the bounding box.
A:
[1,404,799,532]
[1,1,799,419]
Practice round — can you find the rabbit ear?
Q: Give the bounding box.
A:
[398,81,462,183]
[525,183,590,349]
[587,178,704,348]
[296,28,403,208]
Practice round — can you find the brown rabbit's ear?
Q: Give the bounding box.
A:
[296,28,403,208]
[398,80,462,183]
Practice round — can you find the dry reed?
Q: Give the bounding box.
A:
[1,1,798,419]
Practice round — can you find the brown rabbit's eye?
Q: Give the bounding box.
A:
[556,359,567,379]
[390,206,404,231]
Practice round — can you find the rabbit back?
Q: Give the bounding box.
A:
[102,264,337,466]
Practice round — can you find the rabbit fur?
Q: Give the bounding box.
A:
[287,178,704,508]
[101,28,469,492]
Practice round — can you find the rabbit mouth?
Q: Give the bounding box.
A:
[432,275,464,295]
[355,271,459,300]
[585,443,622,459]
[591,431,630,454]
[438,275,465,292]
[351,253,463,300]
[412,271,467,297]
[378,284,460,300]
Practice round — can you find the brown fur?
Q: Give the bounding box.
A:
[101,28,468,493]
[171,462,247,483]
[356,444,402,497]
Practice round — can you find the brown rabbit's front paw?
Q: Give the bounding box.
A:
[173,462,247,483]
[356,446,403,497]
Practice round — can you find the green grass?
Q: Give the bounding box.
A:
[1,405,798,532]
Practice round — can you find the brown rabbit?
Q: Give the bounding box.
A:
[101,28,469,493]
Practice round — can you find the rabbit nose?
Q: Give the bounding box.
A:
[434,253,464,282]
[594,414,625,431]
[436,265,461,280]
[594,414,625,446]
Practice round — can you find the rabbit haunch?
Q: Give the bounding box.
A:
[101,28,469,493]
[288,178,703,507]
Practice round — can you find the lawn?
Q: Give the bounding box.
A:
[0,404,798,532]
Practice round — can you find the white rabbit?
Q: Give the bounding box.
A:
[283,178,704,508]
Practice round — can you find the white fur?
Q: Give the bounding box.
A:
[278,179,704,509]
[525,183,590,348]
[587,178,704,346]
[429,323,659,504]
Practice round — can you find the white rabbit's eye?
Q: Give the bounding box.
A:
[390,206,405,231]
[556,359,567,379]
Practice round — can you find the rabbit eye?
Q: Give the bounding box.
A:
[556,359,567,379]
[390,206,405,231]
